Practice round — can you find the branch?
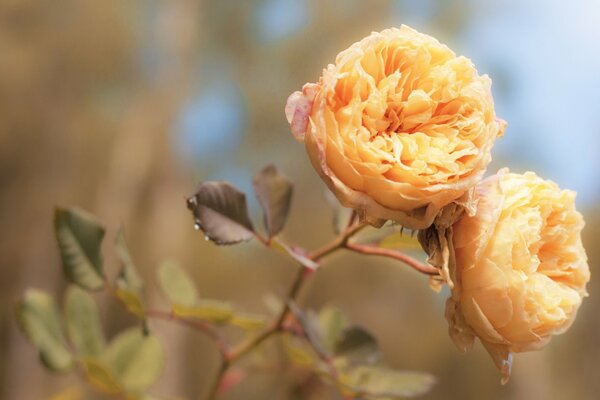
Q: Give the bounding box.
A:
[204,218,368,399]
[344,242,438,275]
[144,310,229,356]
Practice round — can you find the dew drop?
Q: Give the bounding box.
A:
[204,235,210,241]
[194,223,201,230]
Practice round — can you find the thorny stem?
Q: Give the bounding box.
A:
[144,310,229,356]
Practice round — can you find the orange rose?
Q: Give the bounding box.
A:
[446,169,590,383]
[286,25,505,229]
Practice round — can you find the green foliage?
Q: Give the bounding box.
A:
[271,239,319,270]
[158,260,267,330]
[186,181,255,245]
[54,207,105,290]
[339,365,436,399]
[285,305,434,398]
[100,328,164,392]
[64,286,106,357]
[253,164,293,237]
[334,326,380,365]
[114,228,146,318]
[157,260,198,307]
[19,169,439,399]
[16,289,73,372]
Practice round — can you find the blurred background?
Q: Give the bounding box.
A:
[1,0,599,399]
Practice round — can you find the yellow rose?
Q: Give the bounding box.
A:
[446,169,590,383]
[286,25,506,229]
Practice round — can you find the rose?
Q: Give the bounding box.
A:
[445,169,590,383]
[285,25,506,229]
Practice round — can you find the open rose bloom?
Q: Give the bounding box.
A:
[286,26,506,229]
[445,169,590,383]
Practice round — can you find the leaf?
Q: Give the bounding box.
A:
[64,286,105,357]
[272,239,319,270]
[172,300,233,324]
[16,289,73,372]
[252,165,293,237]
[81,358,122,395]
[283,335,317,367]
[157,261,198,307]
[334,326,380,365]
[288,303,328,358]
[339,365,435,398]
[54,207,105,290]
[115,228,143,292]
[230,312,267,331]
[101,328,164,392]
[49,386,85,400]
[378,232,421,250]
[186,181,255,245]
[317,306,348,353]
[115,288,145,319]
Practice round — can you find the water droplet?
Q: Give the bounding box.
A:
[204,235,210,241]
[194,223,201,230]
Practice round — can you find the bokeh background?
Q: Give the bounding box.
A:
[1,0,599,399]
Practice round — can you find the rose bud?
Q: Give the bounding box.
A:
[446,169,590,383]
[285,25,505,229]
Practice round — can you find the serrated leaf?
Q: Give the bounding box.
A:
[16,289,73,372]
[54,207,105,290]
[101,328,164,392]
[115,228,143,292]
[253,165,293,237]
[272,239,319,270]
[334,326,380,365]
[340,365,435,398]
[115,288,145,319]
[186,181,254,245]
[64,286,105,357]
[317,306,348,353]
[81,358,122,395]
[378,232,421,250]
[230,312,267,330]
[172,300,233,324]
[157,261,198,307]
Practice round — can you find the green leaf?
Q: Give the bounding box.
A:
[317,306,348,353]
[54,207,105,290]
[252,165,293,237]
[288,303,328,358]
[101,328,164,392]
[115,228,143,293]
[49,386,85,400]
[334,326,380,365]
[230,312,267,331]
[16,289,73,372]
[378,232,421,250]
[115,288,145,319]
[64,286,105,357]
[186,181,255,245]
[157,260,198,307]
[283,335,317,367]
[272,239,319,270]
[172,300,233,324]
[339,365,435,398]
[81,358,122,395]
